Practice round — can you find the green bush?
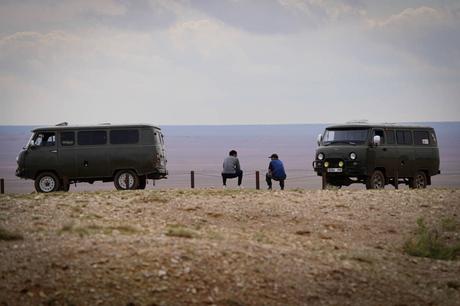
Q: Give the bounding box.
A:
[404,218,460,260]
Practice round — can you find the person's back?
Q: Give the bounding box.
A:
[222,155,240,174]
[269,159,286,179]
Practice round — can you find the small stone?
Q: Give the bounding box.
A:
[158,269,167,277]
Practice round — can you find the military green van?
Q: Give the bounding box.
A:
[312,123,440,189]
[16,123,168,192]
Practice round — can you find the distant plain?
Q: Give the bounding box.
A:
[1,123,459,193]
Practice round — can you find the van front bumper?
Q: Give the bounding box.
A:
[313,160,366,177]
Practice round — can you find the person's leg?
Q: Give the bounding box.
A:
[222,174,227,186]
[237,170,243,186]
[279,179,285,190]
[266,173,272,189]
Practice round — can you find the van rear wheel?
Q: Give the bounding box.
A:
[366,170,385,190]
[410,171,427,189]
[114,170,139,190]
[35,172,61,193]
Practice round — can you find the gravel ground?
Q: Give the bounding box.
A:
[1,188,459,306]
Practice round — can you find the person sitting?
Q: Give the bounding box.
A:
[222,150,243,188]
[266,153,286,190]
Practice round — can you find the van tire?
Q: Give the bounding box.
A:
[366,170,385,189]
[410,171,427,189]
[35,172,61,193]
[138,177,147,190]
[114,170,139,190]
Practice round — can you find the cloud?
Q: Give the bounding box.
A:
[369,6,460,70]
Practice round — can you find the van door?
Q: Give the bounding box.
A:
[396,130,415,177]
[26,131,58,178]
[75,130,110,178]
[58,131,77,178]
[369,129,395,178]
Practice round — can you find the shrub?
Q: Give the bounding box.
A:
[0,226,23,241]
[165,225,197,238]
[404,218,460,260]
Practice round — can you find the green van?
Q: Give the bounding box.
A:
[16,123,168,192]
[313,123,440,189]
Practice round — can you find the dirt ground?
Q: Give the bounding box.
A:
[1,188,460,306]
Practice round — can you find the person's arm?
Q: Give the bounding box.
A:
[235,158,241,172]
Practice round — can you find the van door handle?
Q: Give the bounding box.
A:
[50,150,57,153]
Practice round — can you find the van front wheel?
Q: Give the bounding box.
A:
[410,171,427,189]
[114,170,139,190]
[366,170,385,190]
[35,172,61,193]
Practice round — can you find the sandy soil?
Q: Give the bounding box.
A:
[1,188,459,306]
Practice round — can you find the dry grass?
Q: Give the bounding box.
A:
[0,226,23,241]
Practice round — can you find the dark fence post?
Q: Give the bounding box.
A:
[394,171,399,190]
[0,178,4,194]
[255,171,260,190]
[152,180,155,186]
[191,171,195,189]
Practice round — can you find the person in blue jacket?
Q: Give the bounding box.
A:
[266,153,286,190]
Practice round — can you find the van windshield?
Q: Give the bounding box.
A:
[323,128,369,145]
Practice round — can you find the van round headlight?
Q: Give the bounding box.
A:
[338,161,344,167]
[317,153,324,160]
[350,152,357,160]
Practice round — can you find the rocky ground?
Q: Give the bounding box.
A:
[0,188,459,306]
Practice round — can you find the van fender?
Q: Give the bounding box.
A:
[112,168,139,178]
[34,169,61,180]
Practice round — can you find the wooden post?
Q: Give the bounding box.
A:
[152,180,155,186]
[394,171,399,190]
[255,171,260,190]
[322,171,327,190]
[191,171,195,189]
[0,178,4,194]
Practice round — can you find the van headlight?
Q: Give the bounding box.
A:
[317,153,324,160]
[349,152,357,160]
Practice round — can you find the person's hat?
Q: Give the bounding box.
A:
[269,153,278,159]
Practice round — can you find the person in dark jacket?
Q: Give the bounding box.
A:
[266,153,286,190]
[222,150,243,188]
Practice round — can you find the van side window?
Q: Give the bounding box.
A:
[61,132,75,146]
[373,129,385,144]
[396,130,413,145]
[110,130,139,144]
[386,130,395,144]
[414,131,430,145]
[34,132,55,147]
[78,131,107,145]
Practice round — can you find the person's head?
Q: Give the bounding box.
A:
[229,150,237,157]
[269,153,279,160]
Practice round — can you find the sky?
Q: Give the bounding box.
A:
[0,0,459,125]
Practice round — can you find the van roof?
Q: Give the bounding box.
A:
[326,123,435,130]
[32,124,161,132]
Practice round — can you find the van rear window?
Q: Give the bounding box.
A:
[110,130,139,144]
[414,131,430,145]
[78,131,107,145]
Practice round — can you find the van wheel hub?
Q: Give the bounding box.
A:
[118,173,135,189]
[39,176,56,192]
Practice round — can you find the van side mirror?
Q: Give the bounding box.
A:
[373,135,381,146]
[317,134,323,146]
